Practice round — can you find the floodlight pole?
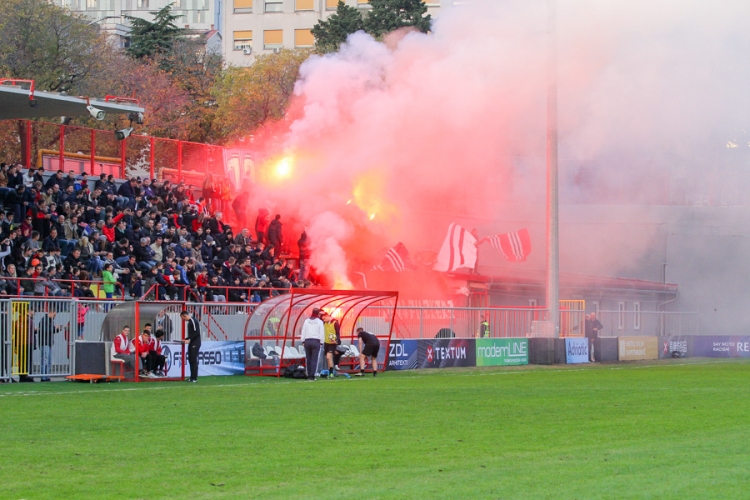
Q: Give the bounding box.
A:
[546,0,560,337]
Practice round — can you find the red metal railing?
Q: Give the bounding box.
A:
[140,283,295,302]
[0,277,125,299]
[0,119,253,188]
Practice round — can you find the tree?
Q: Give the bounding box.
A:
[0,0,112,92]
[311,1,365,54]
[364,0,431,39]
[153,37,224,143]
[212,49,311,142]
[125,4,183,60]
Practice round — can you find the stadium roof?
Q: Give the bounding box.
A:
[0,84,145,120]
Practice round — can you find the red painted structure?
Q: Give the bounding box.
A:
[244,289,399,377]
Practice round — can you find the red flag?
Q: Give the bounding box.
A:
[373,242,414,272]
[487,228,531,262]
[433,223,477,272]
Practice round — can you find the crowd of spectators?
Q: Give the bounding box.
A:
[0,163,315,301]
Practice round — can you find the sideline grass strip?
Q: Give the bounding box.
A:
[1,359,748,499]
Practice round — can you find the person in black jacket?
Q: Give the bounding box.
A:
[267,214,282,257]
[35,310,62,381]
[180,310,201,382]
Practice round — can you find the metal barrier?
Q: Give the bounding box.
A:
[0,300,9,381]
[594,309,699,337]
[387,306,700,339]
[10,298,75,379]
[0,277,126,300]
[386,307,550,339]
[187,303,258,341]
[0,119,253,190]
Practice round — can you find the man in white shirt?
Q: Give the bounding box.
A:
[299,307,325,381]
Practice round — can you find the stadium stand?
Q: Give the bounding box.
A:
[0,162,313,302]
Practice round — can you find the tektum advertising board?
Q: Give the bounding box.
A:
[475,338,529,366]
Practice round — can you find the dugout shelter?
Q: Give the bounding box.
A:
[244,289,398,376]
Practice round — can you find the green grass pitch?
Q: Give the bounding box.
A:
[1,359,749,499]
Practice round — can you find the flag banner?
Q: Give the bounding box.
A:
[433,223,477,272]
[373,242,414,272]
[487,228,531,262]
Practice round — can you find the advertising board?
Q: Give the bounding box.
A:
[475,338,528,366]
[618,337,658,361]
[162,341,245,377]
[565,337,589,364]
[659,336,689,359]
[418,338,476,369]
[692,336,750,358]
[386,340,419,371]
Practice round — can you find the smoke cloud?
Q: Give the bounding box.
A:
[242,0,750,290]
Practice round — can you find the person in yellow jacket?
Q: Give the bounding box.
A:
[321,311,342,378]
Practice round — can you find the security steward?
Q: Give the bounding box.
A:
[321,311,342,378]
[479,317,490,338]
[180,310,201,382]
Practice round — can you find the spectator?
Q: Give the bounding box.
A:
[102,263,117,299]
[298,231,310,281]
[255,208,269,244]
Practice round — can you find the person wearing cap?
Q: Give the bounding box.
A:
[300,308,325,381]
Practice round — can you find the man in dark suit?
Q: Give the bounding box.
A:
[180,310,201,382]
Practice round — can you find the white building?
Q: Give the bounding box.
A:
[53,0,222,49]
[224,0,452,66]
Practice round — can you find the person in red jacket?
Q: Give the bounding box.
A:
[150,330,167,376]
[102,209,130,244]
[135,329,156,378]
[113,326,135,374]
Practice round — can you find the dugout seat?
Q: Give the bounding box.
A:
[109,343,125,377]
[281,346,304,360]
[347,345,360,357]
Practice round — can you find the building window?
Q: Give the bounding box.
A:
[233,30,253,51]
[296,0,314,10]
[592,300,600,316]
[234,0,253,12]
[618,302,626,330]
[265,0,283,12]
[86,0,97,8]
[294,29,314,47]
[326,0,338,8]
[529,299,537,307]
[137,0,149,8]
[263,29,283,49]
[633,302,641,330]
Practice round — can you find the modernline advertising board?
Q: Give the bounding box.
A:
[475,338,529,366]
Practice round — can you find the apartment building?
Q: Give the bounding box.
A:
[224,0,452,66]
[53,0,222,49]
